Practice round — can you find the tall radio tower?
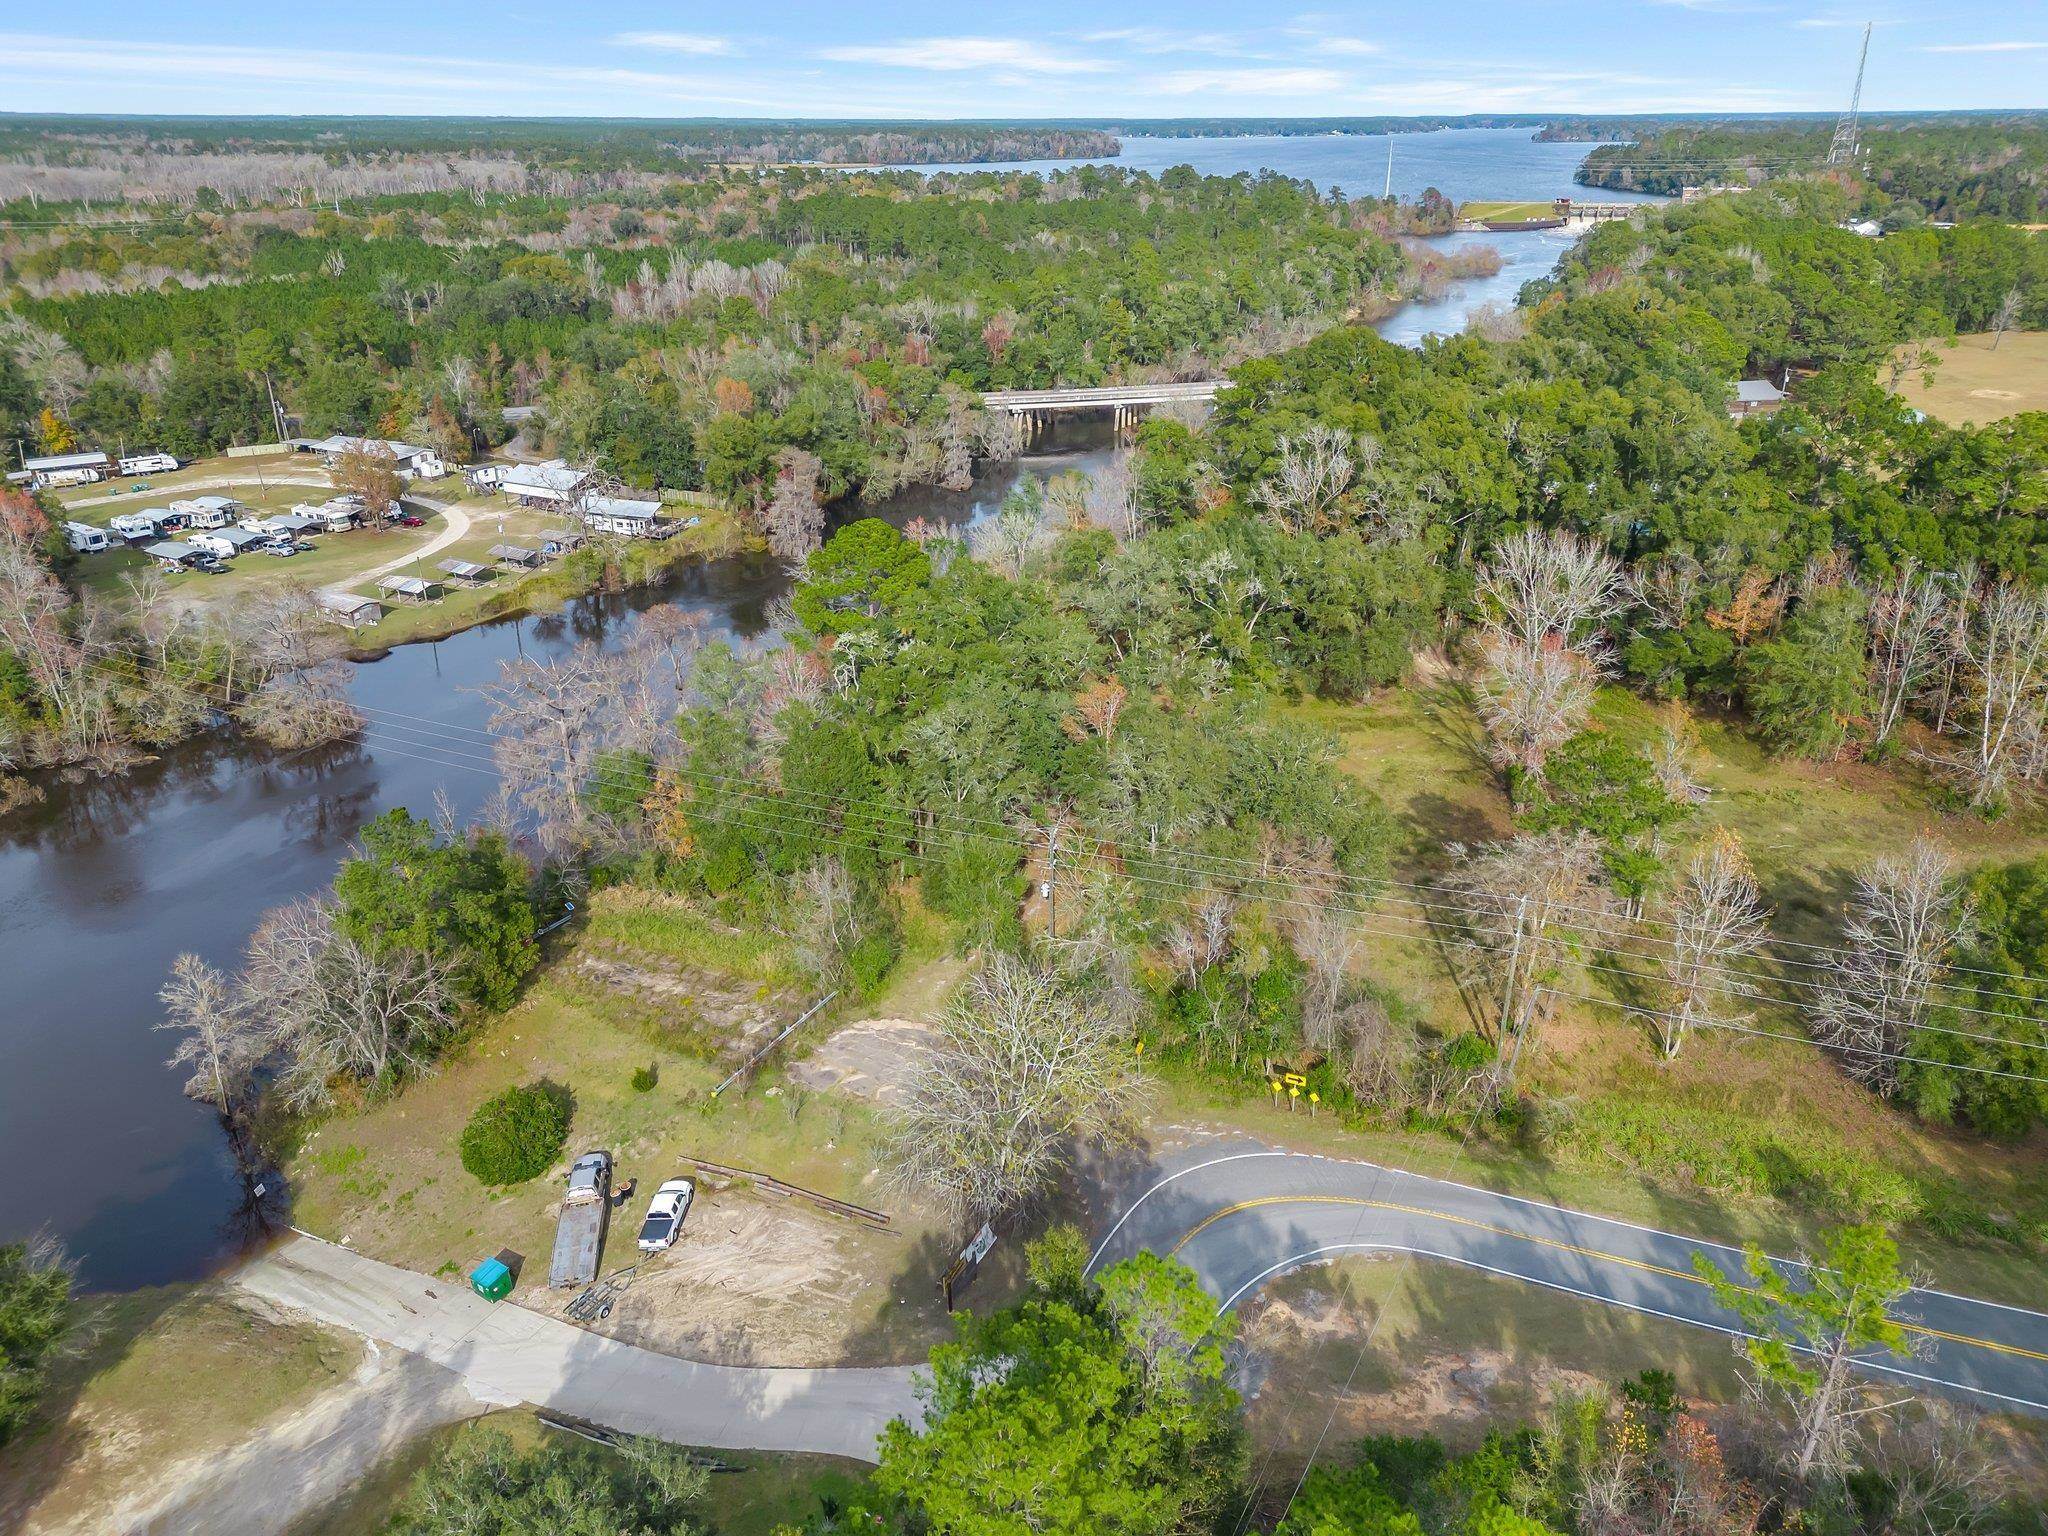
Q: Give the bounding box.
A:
[1827,22,1873,167]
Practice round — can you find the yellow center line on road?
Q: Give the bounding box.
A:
[1170,1195,2048,1364]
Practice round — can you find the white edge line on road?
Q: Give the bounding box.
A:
[1096,1145,2048,1324]
[1217,1242,2048,1417]
[1086,1149,1292,1274]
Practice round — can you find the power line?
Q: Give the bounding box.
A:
[338,715,2048,1087]
[340,701,2048,1052]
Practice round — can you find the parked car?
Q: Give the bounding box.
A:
[395,512,426,528]
[192,555,229,574]
[635,1178,696,1252]
[263,542,300,557]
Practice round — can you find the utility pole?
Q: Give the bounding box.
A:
[1042,824,1060,937]
[1497,894,1531,1091]
[1827,22,1873,168]
[1383,136,1394,201]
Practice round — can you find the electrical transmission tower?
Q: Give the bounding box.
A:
[1827,22,1873,167]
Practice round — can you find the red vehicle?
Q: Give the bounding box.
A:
[395,512,426,528]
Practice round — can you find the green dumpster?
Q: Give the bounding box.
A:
[470,1258,514,1301]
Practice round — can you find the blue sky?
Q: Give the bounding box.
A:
[0,3,2039,118]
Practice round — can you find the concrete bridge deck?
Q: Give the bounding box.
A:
[982,380,1226,412]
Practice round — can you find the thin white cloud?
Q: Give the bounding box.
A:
[816,36,1108,74]
[610,31,734,55]
[1079,27,1253,55]
[0,32,786,109]
[1918,39,2047,52]
[1144,66,1350,95]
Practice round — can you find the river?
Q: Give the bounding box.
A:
[0,128,1659,1291]
[901,128,1665,345]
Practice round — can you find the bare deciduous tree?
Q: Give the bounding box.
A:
[1659,830,1771,1059]
[1814,835,1972,1092]
[1474,528,1629,651]
[1866,560,1948,754]
[235,588,364,749]
[890,950,1145,1221]
[1291,899,1361,1056]
[1471,633,1602,775]
[1339,994,1415,1107]
[1444,830,1611,1085]
[1944,578,2048,813]
[762,447,825,565]
[476,643,652,853]
[778,857,862,988]
[1988,288,2023,351]
[243,896,455,1111]
[1469,530,1626,776]
[157,952,265,1114]
[1081,454,1144,544]
[969,488,1054,578]
[637,606,709,693]
[1253,423,1354,534]
[330,442,404,528]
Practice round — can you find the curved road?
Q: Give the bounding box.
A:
[233,1143,2046,1474]
[1088,1143,2048,1415]
[237,1234,918,1460]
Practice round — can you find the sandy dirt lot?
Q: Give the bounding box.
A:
[516,1187,925,1367]
[788,1018,939,1105]
[1894,331,2048,425]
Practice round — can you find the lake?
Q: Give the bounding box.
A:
[0,127,1653,1290]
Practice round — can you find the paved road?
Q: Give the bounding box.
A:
[236,1234,919,1460]
[1087,1143,2048,1415]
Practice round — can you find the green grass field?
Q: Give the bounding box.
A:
[0,1282,359,1535]
[1458,200,1559,222]
[1893,331,2048,425]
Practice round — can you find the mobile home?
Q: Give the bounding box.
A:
[190,528,270,560]
[63,522,110,554]
[171,495,238,530]
[117,452,179,477]
[499,460,593,508]
[23,451,111,489]
[580,493,670,539]
[110,509,177,542]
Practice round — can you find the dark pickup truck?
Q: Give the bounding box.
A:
[547,1151,612,1288]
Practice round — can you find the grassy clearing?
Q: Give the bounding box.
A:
[0,1281,359,1535]
[285,1406,872,1536]
[1166,686,2048,1301]
[1893,331,2048,425]
[1242,1256,1746,1461]
[281,889,987,1367]
[1459,200,1560,223]
[346,503,756,650]
[579,886,805,988]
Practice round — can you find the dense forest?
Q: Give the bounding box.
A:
[2,166,1406,499]
[0,117,1121,177]
[1578,114,2048,221]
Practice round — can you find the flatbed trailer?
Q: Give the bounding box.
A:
[548,1151,612,1289]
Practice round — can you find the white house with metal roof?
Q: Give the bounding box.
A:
[497,459,593,507]
[306,435,446,480]
[579,493,671,538]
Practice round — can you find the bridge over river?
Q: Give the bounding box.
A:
[982,380,1227,440]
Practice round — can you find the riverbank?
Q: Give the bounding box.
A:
[342,503,759,652]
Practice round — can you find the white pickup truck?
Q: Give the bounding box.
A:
[548,1151,612,1288]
